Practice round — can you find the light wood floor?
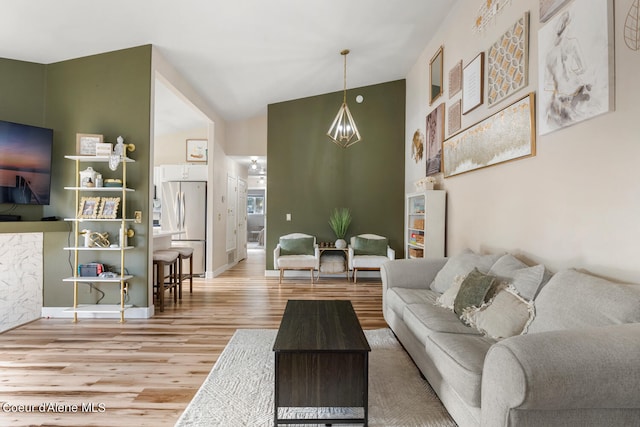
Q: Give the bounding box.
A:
[0,248,387,426]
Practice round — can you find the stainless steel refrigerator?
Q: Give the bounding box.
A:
[161,181,207,276]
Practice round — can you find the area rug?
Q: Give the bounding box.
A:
[176,328,455,426]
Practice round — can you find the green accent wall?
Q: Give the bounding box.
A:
[1,46,152,309]
[266,79,406,270]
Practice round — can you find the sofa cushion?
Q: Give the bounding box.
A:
[404,303,479,345]
[385,287,438,319]
[353,236,388,256]
[528,268,640,333]
[351,255,390,269]
[488,254,547,301]
[430,249,502,293]
[279,237,314,256]
[426,332,496,407]
[276,254,316,268]
[461,286,535,340]
[435,274,465,310]
[453,268,500,317]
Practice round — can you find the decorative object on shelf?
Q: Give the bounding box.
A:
[81,229,110,248]
[487,12,530,107]
[95,142,113,157]
[540,0,572,23]
[327,49,362,148]
[79,166,98,187]
[411,129,424,163]
[462,52,484,114]
[76,133,103,156]
[108,136,136,171]
[103,178,123,188]
[186,139,208,162]
[414,176,436,191]
[448,99,462,135]
[473,0,511,33]
[448,60,462,98]
[78,197,101,219]
[443,92,536,178]
[429,46,444,105]
[98,197,120,219]
[538,0,615,135]
[625,0,640,51]
[426,104,445,176]
[328,208,352,249]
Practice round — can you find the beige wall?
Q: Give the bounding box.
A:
[226,114,268,156]
[406,0,640,283]
[154,127,208,165]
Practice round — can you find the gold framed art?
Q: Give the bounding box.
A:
[429,46,444,105]
[78,197,101,219]
[98,197,120,219]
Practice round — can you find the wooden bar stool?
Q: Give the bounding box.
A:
[172,246,195,295]
[153,250,180,312]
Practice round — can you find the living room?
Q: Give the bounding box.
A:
[1,0,639,425]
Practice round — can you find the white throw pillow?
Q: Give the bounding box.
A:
[435,275,465,310]
[430,249,503,293]
[488,254,546,301]
[461,286,535,340]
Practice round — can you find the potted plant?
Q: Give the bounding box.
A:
[329,208,352,249]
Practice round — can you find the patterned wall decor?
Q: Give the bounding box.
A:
[411,129,424,163]
[443,93,535,178]
[487,12,529,107]
[448,100,462,135]
[448,60,462,98]
[625,0,640,51]
[473,0,511,33]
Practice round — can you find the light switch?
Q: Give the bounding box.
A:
[286,213,291,221]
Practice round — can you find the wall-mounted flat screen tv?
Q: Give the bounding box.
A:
[0,120,53,205]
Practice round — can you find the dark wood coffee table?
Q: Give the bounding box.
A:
[273,300,371,426]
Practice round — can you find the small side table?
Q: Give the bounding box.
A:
[318,247,349,280]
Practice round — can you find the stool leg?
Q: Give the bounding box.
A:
[189,254,193,293]
[178,256,184,300]
[157,261,165,312]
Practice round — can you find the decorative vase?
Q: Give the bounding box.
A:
[335,239,347,249]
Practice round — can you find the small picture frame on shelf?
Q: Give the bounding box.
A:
[186,139,208,162]
[76,133,104,156]
[78,197,101,219]
[95,142,113,157]
[98,197,120,219]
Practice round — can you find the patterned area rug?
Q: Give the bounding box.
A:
[176,328,455,426]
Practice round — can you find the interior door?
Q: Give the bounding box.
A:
[237,178,247,260]
[226,175,237,252]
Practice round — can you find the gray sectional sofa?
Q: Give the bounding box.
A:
[380,250,640,427]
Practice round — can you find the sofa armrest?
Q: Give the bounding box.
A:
[481,323,640,426]
[380,257,447,291]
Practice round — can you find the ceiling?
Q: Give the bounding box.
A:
[2,0,456,122]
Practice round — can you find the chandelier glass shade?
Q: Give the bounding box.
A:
[327,49,361,148]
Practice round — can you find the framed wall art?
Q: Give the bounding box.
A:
[448,99,462,135]
[429,46,444,105]
[487,12,529,107]
[539,0,572,23]
[76,133,103,156]
[425,103,445,176]
[186,139,208,162]
[98,197,120,219]
[462,52,484,114]
[443,93,535,178]
[448,60,462,98]
[411,129,424,163]
[538,0,614,135]
[78,197,101,219]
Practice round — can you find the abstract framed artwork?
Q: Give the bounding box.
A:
[462,52,484,114]
[425,103,445,176]
[186,139,208,162]
[487,12,529,107]
[538,0,614,135]
[448,99,462,135]
[443,93,536,178]
[448,60,462,98]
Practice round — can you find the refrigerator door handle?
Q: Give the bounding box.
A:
[174,191,182,231]
[181,191,186,230]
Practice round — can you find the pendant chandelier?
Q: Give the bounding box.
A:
[327,49,361,148]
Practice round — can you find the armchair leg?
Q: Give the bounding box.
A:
[353,268,358,284]
[279,269,283,284]
[310,268,314,284]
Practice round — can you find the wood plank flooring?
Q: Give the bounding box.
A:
[0,248,386,426]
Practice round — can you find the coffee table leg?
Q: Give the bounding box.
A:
[274,353,279,426]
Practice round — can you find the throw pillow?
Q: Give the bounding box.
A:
[353,236,388,256]
[435,274,465,310]
[453,268,500,317]
[461,286,535,340]
[488,254,546,301]
[279,237,314,256]
[430,249,503,293]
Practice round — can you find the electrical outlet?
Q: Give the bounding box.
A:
[134,211,142,223]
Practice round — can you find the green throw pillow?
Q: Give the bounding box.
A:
[453,268,500,318]
[279,237,314,256]
[353,236,388,256]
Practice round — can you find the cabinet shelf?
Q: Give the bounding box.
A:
[64,246,134,251]
[65,304,132,314]
[63,275,133,283]
[64,218,135,223]
[64,186,135,192]
[64,155,135,163]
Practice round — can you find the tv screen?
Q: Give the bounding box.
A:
[0,120,53,205]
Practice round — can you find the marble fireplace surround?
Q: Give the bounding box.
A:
[0,232,43,333]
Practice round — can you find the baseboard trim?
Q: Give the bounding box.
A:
[42,306,154,319]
